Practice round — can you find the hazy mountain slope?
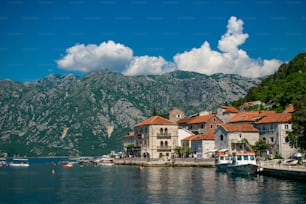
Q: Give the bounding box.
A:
[0,70,260,156]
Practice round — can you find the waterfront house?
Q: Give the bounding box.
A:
[123,132,139,157]
[134,115,178,159]
[177,126,194,147]
[178,113,223,135]
[255,112,296,159]
[214,123,259,153]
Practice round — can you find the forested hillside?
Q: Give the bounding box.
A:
[232,53,306,149]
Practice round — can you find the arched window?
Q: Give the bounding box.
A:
[160,141,164,146]
[160,128,164,135]
[165,128,168,135]
[165,141,168,146]
[220,134,224,141]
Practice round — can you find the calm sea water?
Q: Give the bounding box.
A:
[1,158,306,204]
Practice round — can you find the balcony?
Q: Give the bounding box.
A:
[157,146,172,152]
[157,132,171,139]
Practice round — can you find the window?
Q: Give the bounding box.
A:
[165,141,168,146]
[211,125,213,128]
[285,124,289,130]
[160,141,163,146]
[165,128,168,135]
[220,135,223,141]
[237,155,242,160]
[285,136,289,143]
[160,128,163,135]
[243,155,248,160]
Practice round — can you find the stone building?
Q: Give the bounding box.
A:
[134,116,178,159]
[214,123,260,153]
[255,113,296,159]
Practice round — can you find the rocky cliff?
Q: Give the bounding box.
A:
[0,70,260,156]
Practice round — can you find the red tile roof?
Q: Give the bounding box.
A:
[135,116,176,127]
[191,132,215,141]
[221,123,259,132]
[186,115,212,124]
[227,111,275,123]
[256,113,292,124]
[181,135,195,141]
[221,106,239,113]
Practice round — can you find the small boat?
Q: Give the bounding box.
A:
[95,157,114,166]
[63,162,74,168]
[227,151,258,175]
[215,150,232,172]
[9,158,30,167]
[0,158,8,167]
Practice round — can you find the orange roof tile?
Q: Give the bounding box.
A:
[191,132,215,141]
[256,113,292,124]
[177,117,192,124]
[135,116,176,127]
[186,115,212,124]
[181,135,195,141]
[227,111,275,123]
[221,123,259,132]
[123,132,134,138]
[221,106,239,113]
[283,104,294,113]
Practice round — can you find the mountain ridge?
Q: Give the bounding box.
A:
[0,70,260,156]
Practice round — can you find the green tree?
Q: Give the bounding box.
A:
[252,140,269,157]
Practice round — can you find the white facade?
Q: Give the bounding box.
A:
[134,123,178,159]
[256,122,296,159]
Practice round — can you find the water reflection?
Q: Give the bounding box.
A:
[1,163,306,203]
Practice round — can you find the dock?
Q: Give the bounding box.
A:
[258,160,306,181]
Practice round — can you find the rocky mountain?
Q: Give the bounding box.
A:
[0,70,260,156]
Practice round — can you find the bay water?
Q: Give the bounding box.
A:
[0,158,306,203]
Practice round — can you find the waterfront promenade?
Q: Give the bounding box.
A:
[114,157,306,180]
[114,157,215,167]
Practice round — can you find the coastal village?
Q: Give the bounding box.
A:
[123,101,296,161]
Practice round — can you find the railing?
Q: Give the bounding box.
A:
[157,146,172,151]
[157,133,171,139]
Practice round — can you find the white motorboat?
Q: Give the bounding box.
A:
[9,158,30,167]
[227,151,258,175]
[95,157,114,166]
[215,150,232,172]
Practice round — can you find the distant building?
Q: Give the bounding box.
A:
[216,106,239,123]
[255,112,296,159]
[178,113,223,134]
[214,123,259,153]
[168,107,185,122]
[226,111,275,124]
[134,116,178,159]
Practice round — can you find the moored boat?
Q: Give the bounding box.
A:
[215,150,232,172]
[227,151,258,175]
[0,158,8,167]
[95,157,114,166]
[9,158,30,167]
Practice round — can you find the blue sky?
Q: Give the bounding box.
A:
[0,0,305,82]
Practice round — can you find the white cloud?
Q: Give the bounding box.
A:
[123,56,175,76]
[174,16,282,78]
[57,16,281,78]
[57,40,133,72]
